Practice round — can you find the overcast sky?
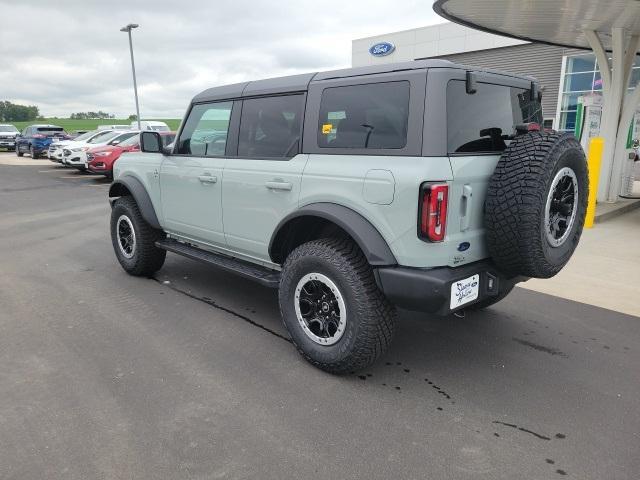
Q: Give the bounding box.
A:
[0,0,442,119]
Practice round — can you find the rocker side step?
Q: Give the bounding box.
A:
[155,238,281,288]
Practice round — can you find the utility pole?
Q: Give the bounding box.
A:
[120,23,141,129]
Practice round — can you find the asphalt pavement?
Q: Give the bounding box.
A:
[1,154,638,479]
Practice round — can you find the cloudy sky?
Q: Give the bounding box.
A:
[0,0,442,119]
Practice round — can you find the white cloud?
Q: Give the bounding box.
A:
[0,0,440,118]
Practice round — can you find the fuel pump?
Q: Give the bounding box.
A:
[574,92,603,152]
[620,107,640,199]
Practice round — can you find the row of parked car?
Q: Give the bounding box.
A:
[1,121,174,179]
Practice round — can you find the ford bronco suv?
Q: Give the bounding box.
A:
[108,60,588,373]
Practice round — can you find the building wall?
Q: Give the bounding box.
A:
[352,22,525,67]
[431,43,566,120]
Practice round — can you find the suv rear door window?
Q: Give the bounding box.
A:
[317,81,409,150]
[238,95,304,158]
[446,80,543,154]
[177,101,233,156]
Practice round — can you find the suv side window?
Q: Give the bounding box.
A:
[23,127,31,136]
[177,101,233,156]
[317,81,410,150]
[446,80,543,154]
[238,94,304,158]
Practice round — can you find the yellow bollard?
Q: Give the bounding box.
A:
[584,137,604,228]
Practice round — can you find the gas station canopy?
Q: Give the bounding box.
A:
[434,0,640,203]
[433,0,640,51]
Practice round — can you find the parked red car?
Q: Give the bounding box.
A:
[86,131,176,179]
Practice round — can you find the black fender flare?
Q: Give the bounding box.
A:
[108,175,161,229]
[269,203,397,266]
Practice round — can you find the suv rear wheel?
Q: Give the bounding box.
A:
[110,196,166,276]
[279,238,396,373]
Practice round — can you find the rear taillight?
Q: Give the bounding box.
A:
[419,183,448,242]
[33,134,45,139]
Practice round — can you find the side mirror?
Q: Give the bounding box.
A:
[110,140,120,146]
[140,131,163,153]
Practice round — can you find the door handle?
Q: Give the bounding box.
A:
[265,181,292,191]
[198,174,218,184]
[460,184,472,232]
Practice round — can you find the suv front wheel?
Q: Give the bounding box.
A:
[279,238,396,373]
[110,196,167,276]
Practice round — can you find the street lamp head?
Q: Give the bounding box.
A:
[120,23,139,32]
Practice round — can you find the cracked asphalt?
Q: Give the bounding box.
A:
[1,155,639,479]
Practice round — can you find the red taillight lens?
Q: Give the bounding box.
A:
[33,134,46,139]
[419,184,448,242]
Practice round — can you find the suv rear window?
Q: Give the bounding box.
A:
[318,81,409,150]
[446,80,543,154]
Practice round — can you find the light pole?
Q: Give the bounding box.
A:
[120,23,141,130]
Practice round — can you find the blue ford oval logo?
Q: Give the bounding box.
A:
[457,242,470,252]
[369,42,395,57]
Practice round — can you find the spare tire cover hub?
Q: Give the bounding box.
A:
[544,167,579,247]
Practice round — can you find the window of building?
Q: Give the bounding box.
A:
[317,81,410,150]
[446,80,542,153]
[177,101,233,156]
[558,53,640,131]
[238,95,304,158]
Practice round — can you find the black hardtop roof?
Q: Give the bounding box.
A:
[191,59,536,104]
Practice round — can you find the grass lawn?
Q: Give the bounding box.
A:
[8,118,182,132]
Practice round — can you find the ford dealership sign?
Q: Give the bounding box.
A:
[369,42,395,57]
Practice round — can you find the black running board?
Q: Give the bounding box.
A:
[155,238,281,288]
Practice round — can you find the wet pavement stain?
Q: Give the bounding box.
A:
[546,459,555,464]
[556,469,567,475]
[153,278,291,343]
[492,421,551,441]
[512,338,568,358]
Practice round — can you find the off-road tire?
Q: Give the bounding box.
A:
[485,132,588,278]
[30,146,38,159]
[110,196,166,276]
[16,146,23,157]
[279,238,396,373]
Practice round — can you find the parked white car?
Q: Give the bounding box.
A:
[62,130,139,170]
[0,124,20,151]
[130,120,170,132]
[97,125,131,131]
[48,130,115,162]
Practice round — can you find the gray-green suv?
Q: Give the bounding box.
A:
[109,60,588,372]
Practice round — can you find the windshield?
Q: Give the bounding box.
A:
[37,127,66,135]
[88,131,120,144]
[119,134,140,147]
[0,125,19,133]
[72,130,97,142]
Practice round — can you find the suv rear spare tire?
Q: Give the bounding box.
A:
[485,131,588,278]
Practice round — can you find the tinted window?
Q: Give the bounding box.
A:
[177,101,233,156]
[446,80,543,153]
[238,95,304,158]
[318,81,409,150]
[110,132,138,145]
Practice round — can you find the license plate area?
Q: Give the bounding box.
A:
[450,274,480,310]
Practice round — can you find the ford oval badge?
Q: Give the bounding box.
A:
[369,42,395,57]
[457,242,470,252]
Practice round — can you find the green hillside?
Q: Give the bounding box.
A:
[8,118,182,132]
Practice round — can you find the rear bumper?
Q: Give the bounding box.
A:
[376,260,526,315]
